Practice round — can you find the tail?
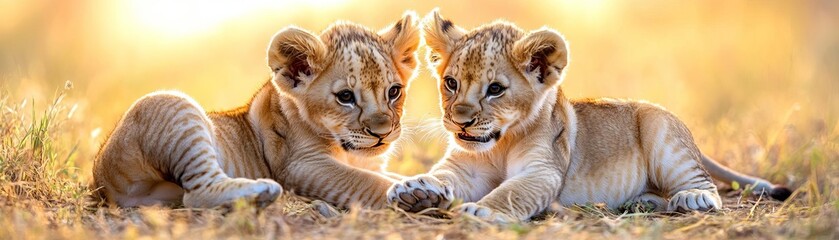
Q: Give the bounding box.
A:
[701,154,792,201]
[88,179,108,207]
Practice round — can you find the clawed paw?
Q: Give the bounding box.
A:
[188,178,283,210]
[667,189,722,212]
[455,203,513,223]
[387,175,454,213]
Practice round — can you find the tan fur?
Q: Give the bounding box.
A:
[388,10,786,222]
[93,12,422,209]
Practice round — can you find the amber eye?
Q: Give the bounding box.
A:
[444,76,458,92]
[487,83,506,96]
[388,85,402,100]
[336,90,355,105]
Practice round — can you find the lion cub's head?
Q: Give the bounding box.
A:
[424,10,569,152]
[267,12,420,156]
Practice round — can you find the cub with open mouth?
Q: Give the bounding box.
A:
[386,10,791,222]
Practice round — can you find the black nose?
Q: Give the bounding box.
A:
[455,118,476,128]
[363,113,392,138]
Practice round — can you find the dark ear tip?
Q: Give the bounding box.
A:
[430,8,446,23]
[402,10,418,21]
[430,8,441,16]
[770,185,793,201]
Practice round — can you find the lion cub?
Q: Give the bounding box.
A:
[388,10,791,222]
[93,12,421,209]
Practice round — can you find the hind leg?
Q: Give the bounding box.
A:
[651,147,722,212]
[153,97,282,208]
[640,110,722,212]
[655,149,722,212]
[165,133,279,209]
[94,93,282,209]
[98,140,282,209]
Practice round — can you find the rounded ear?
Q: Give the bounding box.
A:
[379,11,421,82]
[512,28,569,86]
[267,27,328,92]
[422,9,465,67]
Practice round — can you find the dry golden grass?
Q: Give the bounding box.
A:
[0,81,837,239]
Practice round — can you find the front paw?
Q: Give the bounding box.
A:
[455,203,513,223]
[386,175,453,213]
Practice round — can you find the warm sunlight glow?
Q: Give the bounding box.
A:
[553,0,610,23]
[1,1,837,238]
[126,0,346,38]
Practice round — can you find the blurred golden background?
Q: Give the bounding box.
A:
[1,0,837,183]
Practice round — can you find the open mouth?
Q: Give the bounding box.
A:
[456,131,501,143]
[340,139,385,151]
